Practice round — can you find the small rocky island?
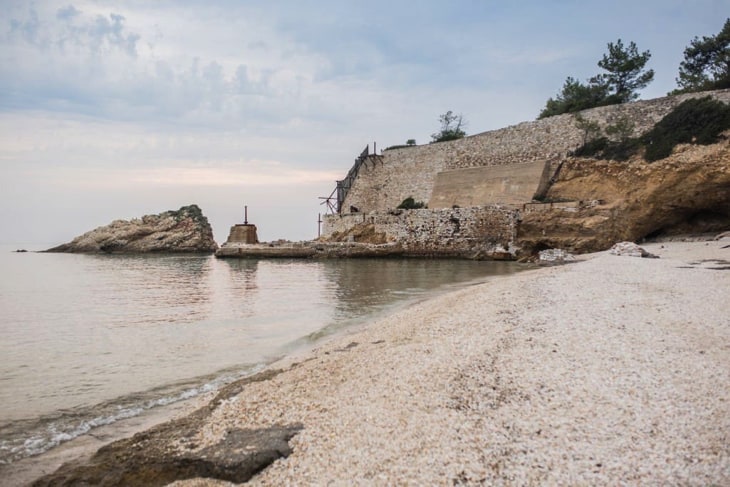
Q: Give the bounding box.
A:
[46,204,218,253]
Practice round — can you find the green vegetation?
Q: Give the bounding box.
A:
[595,39,654,103]
[674,18,730,94]
[539,39,653,118]
[539,77,610,118]
[572,114,639,161]
[573,97,730,162]
[172,204,206,223]
[431,111,466,142]
[642,96,730,161]
[397,197,426,209]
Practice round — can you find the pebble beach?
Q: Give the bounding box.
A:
[13,240,730,486]
[166,240,730,486]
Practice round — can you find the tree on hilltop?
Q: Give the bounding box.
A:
[674,18,730,94]
[594,39,654,103]
[431,111,467,142]
[538,39,654,118]
[539,77,610,118]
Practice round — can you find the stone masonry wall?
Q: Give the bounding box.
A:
[323,206,518,255]
[341,89,730,213]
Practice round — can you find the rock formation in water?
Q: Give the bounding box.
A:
[46,204,218,253]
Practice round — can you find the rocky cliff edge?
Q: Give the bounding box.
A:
[517,138,730,254]
[46,205,218,253]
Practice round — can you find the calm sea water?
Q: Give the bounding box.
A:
[0,244,522,465]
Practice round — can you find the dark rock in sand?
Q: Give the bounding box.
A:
[46,205,218,254]
[31,370,301,486]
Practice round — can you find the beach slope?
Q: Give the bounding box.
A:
[32,241,730,485]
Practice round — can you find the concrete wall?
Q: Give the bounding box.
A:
[430,161,548,208]
[340,89,730,213]
[225,224,259,244]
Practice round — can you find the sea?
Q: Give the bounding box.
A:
[0,243,523,466]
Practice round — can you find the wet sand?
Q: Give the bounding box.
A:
[12,240,730,485]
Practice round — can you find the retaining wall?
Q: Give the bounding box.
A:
[323,206,518,255]
[340,90,730,213]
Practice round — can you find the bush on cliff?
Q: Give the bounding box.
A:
[397,197,426,209]
[431,111,466,142]
[572,114,640,161]
[642,96,730,161]
[573,96,730,162]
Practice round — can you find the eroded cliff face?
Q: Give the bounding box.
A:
[46,205,218,253]
[517,139,730,254]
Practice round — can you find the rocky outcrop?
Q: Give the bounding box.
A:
[46,205,218,253]
[31,370,302,486]
[609,242,659,258]
[517,139,730,255]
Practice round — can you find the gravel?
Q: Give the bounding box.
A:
[171,241,730,486]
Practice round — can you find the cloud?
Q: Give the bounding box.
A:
[7,4,140,55]
[56,5,80,20]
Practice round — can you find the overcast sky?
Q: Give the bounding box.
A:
[1,1,727,245]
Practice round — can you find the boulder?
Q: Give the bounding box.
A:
[609,241,659,258]
[46,205,218,253]
[537,248,576,265]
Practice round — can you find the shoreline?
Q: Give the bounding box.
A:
[2,260,526,486]
[18,241,730,485]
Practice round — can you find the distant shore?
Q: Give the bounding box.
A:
[19,240,730,485]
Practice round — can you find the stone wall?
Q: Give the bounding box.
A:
[340,89,730,213]
[323,206,518,256]
[322,89,730,256]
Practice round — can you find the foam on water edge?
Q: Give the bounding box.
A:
[0,363,265,465]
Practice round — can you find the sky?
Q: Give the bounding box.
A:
[1,0,727,245]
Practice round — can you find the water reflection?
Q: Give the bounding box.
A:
[221,259,259,293]
[215,259,259,320]
[85,254,215,327]
[0,251,525,430]
[310,258,521,339]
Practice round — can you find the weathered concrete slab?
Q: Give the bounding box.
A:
[429,161,547,208]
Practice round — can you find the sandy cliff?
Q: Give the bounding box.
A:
[517,139,730,254]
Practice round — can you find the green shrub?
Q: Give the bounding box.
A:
[572,97,730,162]
[642,96,730,161]
[572,115,639,161]
[397,197,426,209]
[573,137,609,157]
